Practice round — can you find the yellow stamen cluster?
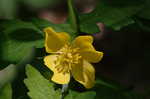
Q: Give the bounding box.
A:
[53,45,82,74]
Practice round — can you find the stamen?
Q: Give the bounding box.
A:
[53,44,81,74]
[50,52,63,54]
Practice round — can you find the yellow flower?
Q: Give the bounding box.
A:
[44,27,103,89]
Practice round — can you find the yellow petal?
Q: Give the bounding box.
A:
[44,55,70,84]
[52,72,70,84]
[72,36,103,63]
[72,36,93,49]
[80,50,103,63]
[72,60,95,89]
[44,55,57,71]
[71,60,84,83]
[44,27,70,53]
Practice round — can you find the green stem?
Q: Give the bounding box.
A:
[67,0,79,35]
[61,84,69,99]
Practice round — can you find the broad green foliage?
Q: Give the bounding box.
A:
[0,20,44,63]
[0,64,16,88]
[32,18,77,39]
[79,0,145,33]
[65,90,96,99]
[0,83,12,99]
[32,18,75,34]
[112,18,135,30]
[24,64,61,99]
[137,0,150,19]
[0,19,74,64]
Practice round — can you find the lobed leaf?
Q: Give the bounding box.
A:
[0,83,12,99]
[79,0,145,33]
[24,64,61,99]
[0,20,44,64]
[65,90,96,99]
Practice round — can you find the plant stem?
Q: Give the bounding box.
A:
[61,84,69,99]
[67,0,79,35]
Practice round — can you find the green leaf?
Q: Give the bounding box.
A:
[0,83,12,99]
[24,64,61,99]
[112,18,135,30]
[32,18,76,38]
[0,48,35,99]
[0,64,17,88]
[79,0,145,33]
[137,0,150,19]
[65,90,96,99]
[0,20,44,63]
[32,18,75,34]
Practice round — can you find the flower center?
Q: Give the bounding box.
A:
[54,45,81,74]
